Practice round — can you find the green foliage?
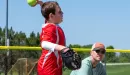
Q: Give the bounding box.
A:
[106,45,117,62]
[69,44,81,48]
[119,53,130,62]
[119,57,129,63]
[82,44,92,48]
[0,27,5,45]
[0,27,41,72]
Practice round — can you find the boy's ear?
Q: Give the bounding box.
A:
[49,13,54,18]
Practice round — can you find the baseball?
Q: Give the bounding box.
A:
[27,0,37,7]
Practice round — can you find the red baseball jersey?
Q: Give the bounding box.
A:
[37,23,66,75]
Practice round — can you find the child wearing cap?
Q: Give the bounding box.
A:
[70,42,106,75]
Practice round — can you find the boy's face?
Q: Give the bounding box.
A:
[52,6,63,24]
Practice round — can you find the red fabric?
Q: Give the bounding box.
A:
[37,23,65,75]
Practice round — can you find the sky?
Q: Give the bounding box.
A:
[0,0,130,49]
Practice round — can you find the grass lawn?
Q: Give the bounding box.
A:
[63,65,130,75]
[107,65,130,75]
[2,65,130,75]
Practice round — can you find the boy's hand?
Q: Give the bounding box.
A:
[36,0,43,6]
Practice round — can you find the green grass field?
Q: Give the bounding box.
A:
[1,64,130,75]
[107,65,130,75]
[63,65,130,75]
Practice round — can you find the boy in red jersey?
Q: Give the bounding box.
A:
[36,0,73,75]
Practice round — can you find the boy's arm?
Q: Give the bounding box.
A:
[41,41,66,52]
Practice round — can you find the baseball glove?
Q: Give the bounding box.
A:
[61,48,81,70]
